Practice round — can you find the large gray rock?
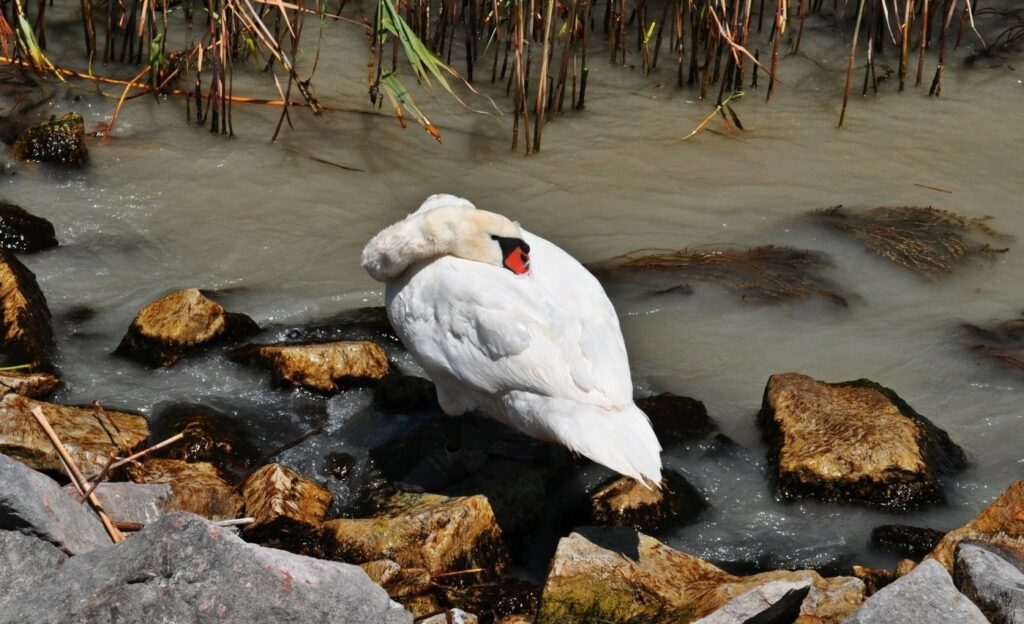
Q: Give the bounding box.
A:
[65,482,174,526]
[843,559,988,624]
[954,541,1024,624]
[0,512,412,624]
[694,579,812,623]
[0,531,67,599]
[0,452,111,554]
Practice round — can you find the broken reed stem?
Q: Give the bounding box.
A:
[83,432,185,482]
[29,407,125,544]
[838,0,867,127]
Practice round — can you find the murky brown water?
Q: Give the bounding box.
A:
[4,3,1023,573]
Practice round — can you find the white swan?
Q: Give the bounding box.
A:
[362,194,663,486]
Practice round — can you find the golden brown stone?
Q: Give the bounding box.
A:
[10,113,88,166]
[127,459,242,521]
[895,559,918,576]
[0,394,147,475]
[588,471,706,532]
[759,373,966,510]
[400,594,445,619]
[359,559,432,598]
[852,566,897,596]
[0,251,52,368]
[242,463,331,536]
[536,528,863,624]
[926,480,1024,570]
[319,491,507,576]
[0,369,59,398]
[230,340,389,392]
[115,288,258,367]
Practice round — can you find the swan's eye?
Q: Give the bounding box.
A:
[491,235,531,275]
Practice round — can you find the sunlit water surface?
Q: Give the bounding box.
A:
[4,4,1024,576]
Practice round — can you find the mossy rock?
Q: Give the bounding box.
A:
[10,113,88,166]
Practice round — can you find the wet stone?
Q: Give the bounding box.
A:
[587,469,707,532]
[242,463,332,539]
[443,458,547,537]
[852,566,897,596]
[9,113,88,166]
[229,340,389,393]
[127,458,243,521]
[0,394,148,476]
[637,392,715,443]
[954,540,1024,624]
[276,305,400,345]
[375,371,438,413]
[0,369,59,398]
[318,491,509,576]
[758,373,967,511]
[360,559,432,598]
[440,577,541,622]
[115,288,259,367]
[927,479,1024,570]
[0,201,57,252]
[871,524,947,558]
[148,403,260,480]
[0,250,53,368]
[324,451,358,480]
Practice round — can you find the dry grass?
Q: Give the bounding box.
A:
[807,206,1007,278]
[590,245,849,305]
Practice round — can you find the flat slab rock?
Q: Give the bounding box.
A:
[0,452,111,554]
[0,250,53,368]
[954,540,1024,624]
[0,368,59,398]
[842,559,988,624]
[229,340,390,392]
[127,459,243,521]
[928,479,1024,570]
[115,288,259,367]
[65,482,175,527]
[0,512,412,624]
[318,491,508,576]
[536,527,864,624]
[0,201,58,252]
[0,394,148,475]
[758,373,966,510]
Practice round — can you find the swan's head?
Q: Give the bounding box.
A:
[362,194,531,282]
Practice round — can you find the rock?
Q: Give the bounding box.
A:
[9,113,88,166]
[758,373,967,511]
[360,559,432,598]
[127,459,243,521]
[536,527,864,624]
[852,566,897,596]
[0,368,59,397]
[693,579,812,624]
[324,451,357,480]
[402,594,446,619]
[277,306,399,345]
[64,482,174,527]
[443,459,547,537]
[0,250,52,367]
[419,610,478,624]
[637,393,715,443]
[871,524,946,558]
[319,491,508,576]
[895,558,918,575]
[842,559,988,623]
[928,480,1024,570]
[242,463,332,539]
[0,394,148,475]
[440,577,541,621]
[0,201,57,252]
[0,512,412,624]
[375,372,438,413]
[0,452,111,554]
[953,540,1024,624]
[587,469,706,532]
[148,403,260,479]
[229,340,389,392]
[0,532,67,601]
[115,288,259,367]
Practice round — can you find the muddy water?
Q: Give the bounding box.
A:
[4,5,1023,574]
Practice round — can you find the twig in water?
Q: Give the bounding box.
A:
[83,432,185,482]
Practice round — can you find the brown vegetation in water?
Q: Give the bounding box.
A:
[806,206,1007,278]
[961,313,1024,371]
[590,244,849,305]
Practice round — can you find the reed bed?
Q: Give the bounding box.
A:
[0,0,1014,149]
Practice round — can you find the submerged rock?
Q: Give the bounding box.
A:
[0,512,412,624]
[758,373,967,510]
[954,540,1024,624]
[0,394,148,475]
[443,458,547,537]
[842,559,988,624]
[375,371,438,413]
[0,201,57,252]
[127,459,242,521]
[535,527,864,624]
[637,393,715,443]
[148,403,260,479]
[0,369,59,398]
[0,452,111,554]
[115,288,259,367]
[275,306,399,345]
[319,491,508,576]
[242,463,332,540]
[0,250,53,368]
[229,340,389,392]
[588,470,706,532]
[871,524,946,558]
[928,480,1024,570]
[961,314,1024,374]
[9,113,88,166]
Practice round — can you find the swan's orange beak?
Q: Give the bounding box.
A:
[504,246,530,275]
